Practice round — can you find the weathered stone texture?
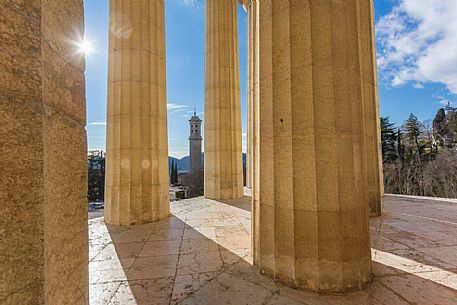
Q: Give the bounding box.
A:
[253,0,372,292]
[204,0,244,200]
[105,0,170,225]
[359,0,384,217]
[0,1,88,304]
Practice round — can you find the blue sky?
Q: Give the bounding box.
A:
[84,0,457,158]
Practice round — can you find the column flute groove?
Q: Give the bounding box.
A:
[204,0,243,200]
[105,0,169,225]
[254,0,373,292]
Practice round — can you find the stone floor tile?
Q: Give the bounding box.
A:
[216,235,251,250]
[279,287,334,305]
[183,226,216,239]
[152,216,187,230]
[171,272,219,304]
[90,243,109,261]
[391,248,457,270]
[109,278,174,305]
[177,251,223,275]
[215,225,248,237]
[180,238,219,254]
[371,261,406,278]
[380,273,457,305]
[225,259,282,292]
[416,245,457,268]
[127,255,178,280]
[148,228,183,241]
[219,248,252,266]
[138,240,181,257]
[88,195,457,305]
[366,282,413,305]
[89,282,121,305]
[109,229,151,244]
[185,210,212,220]
[184,218,214,228]
[265,294,306,305]
[90,268,128,284]
[89,258,135,272]
[211,216,241,227]
[210,211,236,219]
[111,242,144,259]
[179,273,272,305]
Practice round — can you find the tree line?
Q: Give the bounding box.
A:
[88,150,105,202]
[381,103,457,198]
[88,105,457,203]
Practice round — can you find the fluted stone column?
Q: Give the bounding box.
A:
[360,0,384,217]
[246,1,258,190]
[105,0,170,225]
[0,1,88,304]
[246,0,261,259]
[204,0,243,200]
[253,0,372,292]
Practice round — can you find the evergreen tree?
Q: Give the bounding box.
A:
[432,108,448,148]
[380,117,398,163]
[170,159,175,185]
[170,159,178,185]
[405,113,423,154]
[174,161,179,184]
[444,103,457,146]
[396,129,405,161]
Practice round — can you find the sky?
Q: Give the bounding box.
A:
[84,0,457,158]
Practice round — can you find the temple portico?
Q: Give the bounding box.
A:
[0,1,390,304]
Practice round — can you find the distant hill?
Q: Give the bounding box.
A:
[169,153,246,173]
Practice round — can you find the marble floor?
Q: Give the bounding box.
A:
[89,194,457,305]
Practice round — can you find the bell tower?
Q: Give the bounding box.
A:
[189,111,203,196]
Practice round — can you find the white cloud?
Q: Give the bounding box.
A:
[179,0,202,8]
[439,99,454,107]
[88,121,106,126]
[169,150,189,159]
[376,0,457,94]
[167,103,189,112]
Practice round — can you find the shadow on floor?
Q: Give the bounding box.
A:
[88,196,457,305]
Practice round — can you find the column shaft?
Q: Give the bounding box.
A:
[0,1,88,304]
[246,1,258,190]
[105,0,170,225]
[360,0,383,217]
[254,0,372,292]
[204,0,243,200]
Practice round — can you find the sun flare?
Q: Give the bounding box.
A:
[76,39,94,55]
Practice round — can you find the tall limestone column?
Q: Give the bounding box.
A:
[0,1,88,304]
[105,0,170,225]
[246,0,259,190]
[253,0,372,292]
[204,0,244,200]
[360,0,383,217]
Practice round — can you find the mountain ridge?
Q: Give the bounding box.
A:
[168,153,247,172]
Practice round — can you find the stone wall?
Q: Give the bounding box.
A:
[0,1,88,304]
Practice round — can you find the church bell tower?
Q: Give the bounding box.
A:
[189,111,203,196]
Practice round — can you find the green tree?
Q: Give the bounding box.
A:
[405,113,422,152]
[433,108,448,148]
[380,117,398,163]
[88,150,105,202]
[170,159,178,185]
[444,103,457,146]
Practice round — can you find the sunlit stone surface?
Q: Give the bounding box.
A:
[89,194,457,304]
[204,0,244,200]
[105,0,170,225]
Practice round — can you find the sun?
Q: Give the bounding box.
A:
[76,39,94,55]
